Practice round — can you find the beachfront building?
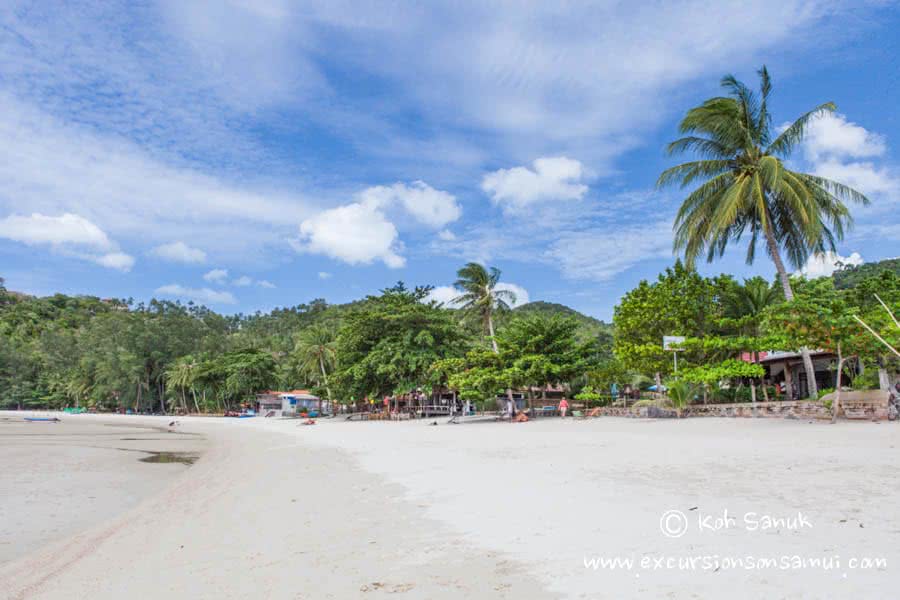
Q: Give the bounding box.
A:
[756,351,852,399]
[255,390,322,416]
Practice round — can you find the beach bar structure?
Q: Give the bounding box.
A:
[757,350,847,399]
[255,389,322,416]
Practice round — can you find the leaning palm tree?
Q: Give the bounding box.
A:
[293,323,336,412]
[452,262,516,353]
[658,66,869,398]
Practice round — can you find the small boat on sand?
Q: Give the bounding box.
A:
[24,417,61,422]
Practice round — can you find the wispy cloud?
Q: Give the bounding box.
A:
[203,268,229,284]
[151,241,207,264]
[155,284,236,305]
[0,93,316,263]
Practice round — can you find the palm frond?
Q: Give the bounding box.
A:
[657,160,732,189]
[766,102,836,157]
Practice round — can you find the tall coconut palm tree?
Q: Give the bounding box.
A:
[452,262,516,353]
[658,66,869,398]
[293,323,336,412]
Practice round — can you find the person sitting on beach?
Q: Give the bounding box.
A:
[558,398,569,418]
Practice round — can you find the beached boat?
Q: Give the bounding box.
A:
[24,417,61,422]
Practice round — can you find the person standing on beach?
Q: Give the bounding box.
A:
[558,398,569,418]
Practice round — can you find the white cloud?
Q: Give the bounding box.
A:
[257,279,276,288]
[802,113,886,162]
[425,281,529,308]
[800,113,898,215]
[93,252,136,272]
[425,285,461,307]
[203,268,229,283]
[155,284,236,305]
[799,251,864,279]
[482,157,588,211]
[0,212,134,271]
[151,241,207,264]
[545,221,674,281]
[495,282,530,307]
[0,212,112,249]
[437,229,456,241]
[232,275,253,287]
[813,160,899,198]
[295,200,405,268]
[358,181,461,228]
[317,271,332,279]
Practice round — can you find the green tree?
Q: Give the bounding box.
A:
[333,283,468,401]
[196,349,276,410]
[497,314,586,415]
[613,262,720,387]
[664,379,698,417]
[722,276,782,400]
[840,270,900,390]
[291,323,337,411]
[452,263,516,353]
[165,356,202,413]
[442,349,517,412]
[659,66,869,397]
[763,278,878,421]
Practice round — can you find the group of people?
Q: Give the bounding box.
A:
[503,397,570,418]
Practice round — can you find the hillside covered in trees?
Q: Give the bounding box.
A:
[833,258,900,289]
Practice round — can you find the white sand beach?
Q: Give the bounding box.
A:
[1,413,898,599]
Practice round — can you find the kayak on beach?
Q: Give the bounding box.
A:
[24,417,61,422]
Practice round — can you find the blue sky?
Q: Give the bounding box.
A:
[1,1,898,320]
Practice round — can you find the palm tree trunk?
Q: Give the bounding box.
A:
[319,356,332,413]
[878,366,891,392]
[488,311,515,412]
[832,343,844,424]
[750,379,757,417]
[487,313,499,353]
[763,224,819,398]
[754,350,769,402]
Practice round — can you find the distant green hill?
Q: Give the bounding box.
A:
[505,301,613,343]
[833,258,900,289]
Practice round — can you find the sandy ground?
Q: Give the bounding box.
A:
[1,412,898,599]
[0,416,206,564]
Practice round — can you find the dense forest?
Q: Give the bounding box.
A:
[1,257,898,413]
[0,272,612,412]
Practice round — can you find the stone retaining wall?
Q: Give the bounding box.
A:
[685,401,831,419]
[596,391,891,421]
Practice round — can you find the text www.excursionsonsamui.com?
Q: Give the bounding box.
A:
[584,554,887,571]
